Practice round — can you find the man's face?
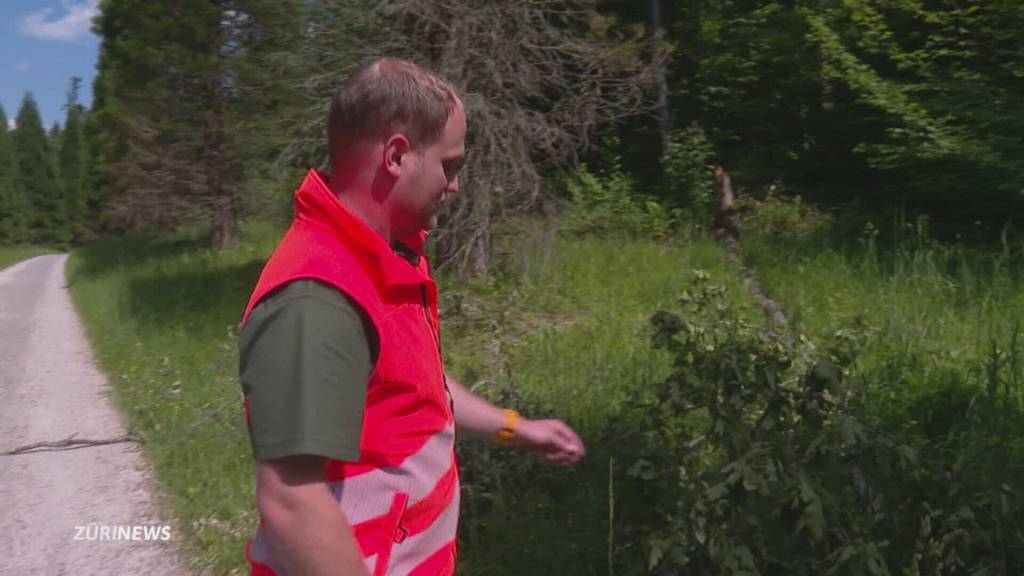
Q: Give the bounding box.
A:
[393,103,467,235]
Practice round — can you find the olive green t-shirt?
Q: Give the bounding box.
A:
[239,279,377,462]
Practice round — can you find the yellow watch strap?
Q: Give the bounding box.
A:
[493,409,520,443]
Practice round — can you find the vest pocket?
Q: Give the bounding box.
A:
[373,491,410,576]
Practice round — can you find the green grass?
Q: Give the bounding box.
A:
[67,217,750,574]
[442,221,760,431]
[67,211,1024,574]
[0,246,59,270]
[438,221,765,575]
[740,230,1024,418]
[67,221,285,575]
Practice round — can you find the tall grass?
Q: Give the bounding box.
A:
[67,221,284,574]
[67,207,1023,574]
[740,223,1024,418]
[735,220,1024,573]
[441,221,763,575]
[66,217,749,574]
[441,219,758,431]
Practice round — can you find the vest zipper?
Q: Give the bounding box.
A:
[420,284,454,416]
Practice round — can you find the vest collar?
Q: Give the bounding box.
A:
[294,169,430,288]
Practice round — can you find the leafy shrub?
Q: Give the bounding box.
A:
[612,271,1024,576]
[735,193,834,247]
[661,123,717,222]
[563,159,678,239]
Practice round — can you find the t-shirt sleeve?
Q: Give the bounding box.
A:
[238,280,374,462]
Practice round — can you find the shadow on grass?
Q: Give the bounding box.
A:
[72,235,210,280]
[125,259,266,334]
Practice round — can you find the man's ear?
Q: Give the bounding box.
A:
[383,134,412,177]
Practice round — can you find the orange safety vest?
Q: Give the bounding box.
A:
[240,169,458,576]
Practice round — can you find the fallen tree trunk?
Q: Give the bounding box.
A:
[712,166,793,347]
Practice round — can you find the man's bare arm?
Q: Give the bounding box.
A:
[256,455,370,576]
[446,374,586,465]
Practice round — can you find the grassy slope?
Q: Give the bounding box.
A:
[66,218,753,574]
[0,246,58,271]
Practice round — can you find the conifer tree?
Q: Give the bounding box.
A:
[0,105,27,244]
[60,77,88,242]
[90,0,304,246]
[14,92,67,246]
[48,122,63,158]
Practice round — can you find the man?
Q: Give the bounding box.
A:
[238,58,585,576]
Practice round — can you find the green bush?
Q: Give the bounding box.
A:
[612,271,1024,576]
[563,159,678,239]
[735,193,834,247]
[661,124,717,222]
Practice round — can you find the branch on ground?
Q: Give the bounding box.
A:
[3,433,141,456]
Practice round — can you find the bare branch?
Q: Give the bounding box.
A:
[277,0,655,274]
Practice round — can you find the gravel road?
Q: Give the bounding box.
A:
[0,255,190,575]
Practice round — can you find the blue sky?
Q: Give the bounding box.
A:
[1,0,100,130]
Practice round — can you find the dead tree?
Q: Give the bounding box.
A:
[282,0,655,276]
[712,165,737,236]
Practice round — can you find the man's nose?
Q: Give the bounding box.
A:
[446,176,460,194]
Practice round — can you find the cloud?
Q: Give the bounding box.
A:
[7,118,16,130]
[17,0,100,42]
[15,61,32,72]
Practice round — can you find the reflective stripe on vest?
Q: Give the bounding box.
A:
[242,169,457,576]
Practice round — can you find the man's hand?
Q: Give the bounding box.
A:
[511,418,586,465]
[445,374,586,465]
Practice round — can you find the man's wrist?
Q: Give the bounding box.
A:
[492,409,520,444]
